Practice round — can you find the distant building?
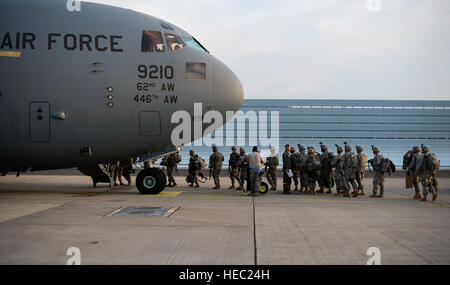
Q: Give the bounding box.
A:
[178,99,450,166]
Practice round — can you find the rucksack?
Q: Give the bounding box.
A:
[347,153,358,169]
[425,153,440,172]
[174,153,182,163]
[199,158,207,169]
[381,158,396,175]
[403,151,414,170]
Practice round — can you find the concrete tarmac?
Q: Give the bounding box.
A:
[0,172,449,265]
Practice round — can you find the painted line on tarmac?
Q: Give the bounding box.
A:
[149,192,182,197]
[421,203,450,208]
[182,193,248,199]
[299,198,370,204]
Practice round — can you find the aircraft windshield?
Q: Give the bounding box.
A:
[165,33,185,52]
[182,37,209,53]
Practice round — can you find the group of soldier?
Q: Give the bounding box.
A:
[403,145,440,201]
[280,143,371,197]
[161,143,440,201]
[111,158,134,186]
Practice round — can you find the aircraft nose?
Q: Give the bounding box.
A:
[212,60,244,114]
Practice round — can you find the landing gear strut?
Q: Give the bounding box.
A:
[136,168,166,195]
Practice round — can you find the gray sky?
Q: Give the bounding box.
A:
[87,0,449,100]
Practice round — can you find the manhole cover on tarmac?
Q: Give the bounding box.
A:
[113,206,173,217]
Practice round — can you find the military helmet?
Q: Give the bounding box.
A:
[422,145,430,153]
[298,144,306,151]
[372,146,380,153]
[356,145,364,151]
[307,147,314,154]
[413,146,421,152]
[212,144,218,152]
[285,144,291,149]
[231,146,237,151]
[319,142,328,152]
[335,144,343,153]
[189,150,195,156]
[240,147,246,154]
[345,145,353,152]
[270,146,277,152]
[290,146,297,153]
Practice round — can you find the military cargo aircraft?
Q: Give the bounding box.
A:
[0,0,244,194]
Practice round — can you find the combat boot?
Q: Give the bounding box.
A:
[352,190,359,197]
[236,185,243,190]
[432,192,438,201]
[421,194,427,202]
[294,185,299,192]
[413,192,420,200]
[173,182,177,187]
[377,194,384,198]
[317,187,324,194]
[228,185,235,190]
[189,183,194,188]
[299,187,304,193]
[343,190,351,197]
[369,193,377,198]
[326,188,332,194]
[360,187,366,196]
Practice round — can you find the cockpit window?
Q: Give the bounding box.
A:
[141,31,165,52]
[186,62,206,80]
[165,33,185,52]
[182,37,209,53]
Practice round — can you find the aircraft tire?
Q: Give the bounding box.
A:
[136,168,166,195]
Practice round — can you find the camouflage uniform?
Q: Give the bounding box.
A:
[166,153,180,187]
[331,145,345,194]
[318,143,334,193]
[355,146,367,196]
[296,145,308,192]
[302,147,321,194]
[187,151,201,187]
[290,147,300,191]
[407,146,423,200]
[209,145,224,189]
[265,148,279,190]
[342,144,358,197]
[282,145,292,194]
[418,146,439,201]
[228,146,240,189]
[369,146,384,197]
[236,148,249,190]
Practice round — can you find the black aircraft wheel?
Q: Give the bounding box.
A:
[136,168,166,195]
[259,182,269,194]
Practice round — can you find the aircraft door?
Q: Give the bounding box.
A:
[29,102,50,143]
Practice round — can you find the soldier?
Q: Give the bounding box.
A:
[418,146,440,201]
[342,143,358,198]
[282,144,292,194]
[368,146,385,198]
[318,142,334,194]
[354,145,367,196]
[265,146,279,191]
[290,146,300,191]
[209,144,224,189]
[113,161,124,186]
[228,146,240,190]
[407,146,423,200]
[297,144,308,192]
[248,146,265,195]
[187,150,200,188]
[166,152,181,187]
[303,147,321,195]
[236,147,249,190]
[331,144,345,195]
